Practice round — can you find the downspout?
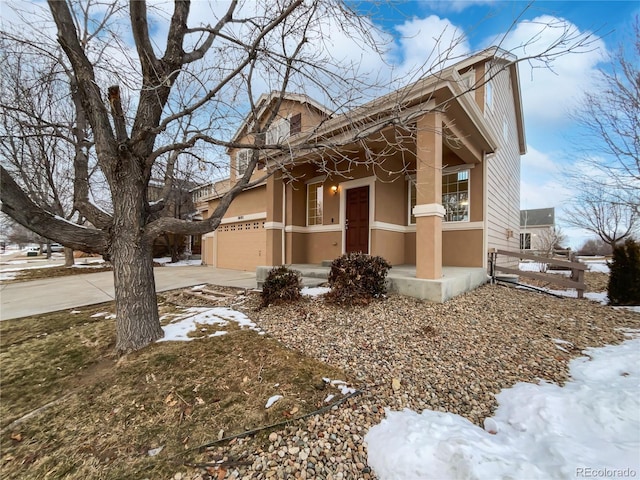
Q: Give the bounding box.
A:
[483,151,488,271]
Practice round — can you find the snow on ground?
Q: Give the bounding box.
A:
[365,335,640,480]
[158,306,263,342]
[265,395,283,408]
[301,286,331,297]
[154,257,202,267]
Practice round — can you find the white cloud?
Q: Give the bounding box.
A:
[392,15,470,79]
[493,15,607,127]
[521,144,560,175]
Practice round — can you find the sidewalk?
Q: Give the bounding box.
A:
[0,266,257,321]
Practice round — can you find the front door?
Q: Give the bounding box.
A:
[345,186,369,253]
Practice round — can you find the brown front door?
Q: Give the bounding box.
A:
[345,186,369,253]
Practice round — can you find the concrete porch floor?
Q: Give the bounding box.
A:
[257,264,489,303]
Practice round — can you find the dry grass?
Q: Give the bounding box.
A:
[0,292,349,479]
[2,265,113,283]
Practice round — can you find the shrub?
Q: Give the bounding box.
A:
[261,266,302,307]
[326,252,391,305]
[607,238,640,306]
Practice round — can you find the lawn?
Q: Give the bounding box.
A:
[0,293,350,479]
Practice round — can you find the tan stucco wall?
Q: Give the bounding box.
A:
[404,232,416,264]
[375,175,407,225]
[442,229,484,267]
[371,230,406,265]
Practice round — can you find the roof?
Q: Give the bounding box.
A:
[520,208,555,227]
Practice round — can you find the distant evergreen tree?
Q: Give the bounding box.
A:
[607,238,640,306]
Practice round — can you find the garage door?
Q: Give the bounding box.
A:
[216,220,266,271]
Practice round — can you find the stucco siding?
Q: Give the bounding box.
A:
[371,229,406,265]
[443,229,484,267]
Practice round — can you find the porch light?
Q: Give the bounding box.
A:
[330,185,338,194]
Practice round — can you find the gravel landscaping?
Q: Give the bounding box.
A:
[186,281,640,480]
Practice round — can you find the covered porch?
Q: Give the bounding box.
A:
[256,264,488,303]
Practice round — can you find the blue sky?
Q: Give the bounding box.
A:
[2,1,636,247]
[352,0,638,247]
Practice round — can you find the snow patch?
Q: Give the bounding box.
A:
[301,286,331,297]
[157,307,263,342]
[265,395,283,409]
[365,336,640,480]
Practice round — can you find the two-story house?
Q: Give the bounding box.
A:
[192,47,526,301]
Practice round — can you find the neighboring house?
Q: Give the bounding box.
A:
[520,207,555,251]
[148,178,201,258]
[193,47,525,284]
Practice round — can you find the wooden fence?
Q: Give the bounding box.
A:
[488,249,587,298]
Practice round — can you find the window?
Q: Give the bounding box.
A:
[520,233,531,250]
[307,182,323,226]
[266,117,290,144]
[408,168,470,223]
[408,180,417,225]
[236,149,250,176]
[442,170,469,222]
[485,80,493,112]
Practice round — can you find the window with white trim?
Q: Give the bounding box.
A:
[307,182,323,226]
[408,179,417,225]
[266,117,290,144]
[485,80,493,112]
[520,233,531,250]
[442,170,469,222]
[236,149,250,176]
[408,168,470,224]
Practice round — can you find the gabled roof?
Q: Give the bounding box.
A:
[228,46,527,158]
[521,208,555,227]
[230,92,331,145]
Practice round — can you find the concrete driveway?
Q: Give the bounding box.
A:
[0,266,257,321]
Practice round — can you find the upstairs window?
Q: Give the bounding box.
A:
[236,149,250,176]
[266,118,290,144]
[485,80,493,112]
[520,233,531,250]
[266,113,302,144]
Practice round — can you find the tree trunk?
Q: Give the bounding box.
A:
[112,233,164,354]
[64,246,74,267]
[111,168,164,354]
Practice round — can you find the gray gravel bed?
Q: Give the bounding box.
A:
[185,283,639,480]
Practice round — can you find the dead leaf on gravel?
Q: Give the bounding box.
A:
[10,432,22,442]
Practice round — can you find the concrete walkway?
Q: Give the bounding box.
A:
[0,266,257,321]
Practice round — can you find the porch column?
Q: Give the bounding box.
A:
[265,173,284,266]
[414,112,444,279]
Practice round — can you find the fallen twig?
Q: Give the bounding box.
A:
[1,393,74,435]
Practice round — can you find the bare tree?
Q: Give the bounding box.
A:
[537,226,567,257]
[563,19,639,253]
[0,1,597,353]
[565,184,637,249]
